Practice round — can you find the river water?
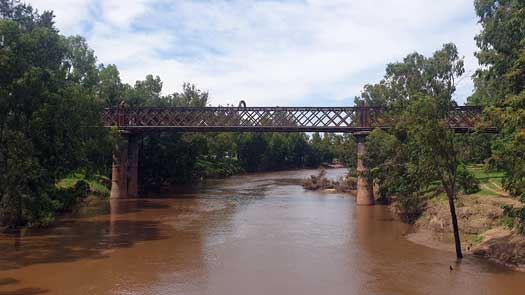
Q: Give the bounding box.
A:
[1,169,525,295]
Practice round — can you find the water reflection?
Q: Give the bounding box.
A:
[1,169,525,295]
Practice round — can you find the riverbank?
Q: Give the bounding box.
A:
[405,194,525,271]
[0,174,110,233]
[400,167,525,271]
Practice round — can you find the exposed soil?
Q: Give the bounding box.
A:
[406,194,525,271]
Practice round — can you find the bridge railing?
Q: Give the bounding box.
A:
[102,106,496,133]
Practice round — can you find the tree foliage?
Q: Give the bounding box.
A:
[0,1,355,228]
[360,44,472,258]
[471,0,525,230]
[0,0,110,227]
[124,80,350,190]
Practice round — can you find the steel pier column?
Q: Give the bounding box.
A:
[127,134,140,198]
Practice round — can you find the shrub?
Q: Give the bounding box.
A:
[336,176,357,192]
[52,180,90,213]
[395,193,427,223]
[73,180,90,199]
[303,168,356,192]
[502,205,525,234]
[457,165,480,194]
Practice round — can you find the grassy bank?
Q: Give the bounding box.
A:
[410,165,525,270]
[57,173,111,197]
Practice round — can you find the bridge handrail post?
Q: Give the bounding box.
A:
[359,106,370,128]
[117,100,129,127]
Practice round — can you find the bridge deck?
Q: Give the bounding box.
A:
[102,106,497,133]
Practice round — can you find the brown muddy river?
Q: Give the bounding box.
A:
[1,169,525,295]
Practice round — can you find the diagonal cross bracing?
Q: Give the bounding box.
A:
[103,106,497,133]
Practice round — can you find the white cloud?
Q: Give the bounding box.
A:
[99,0,150,28]
[27,0,481,106]
[30,0,92,34]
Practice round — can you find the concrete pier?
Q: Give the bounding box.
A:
[355,133,374,206]
[110,131,139,199]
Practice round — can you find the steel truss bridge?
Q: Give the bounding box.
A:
[103,105,496,204]
[103,106,496,133]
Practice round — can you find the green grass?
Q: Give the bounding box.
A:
[467,166,504,186]
[57,173,110,196]
[467,165,507,197]
[466,233,484,245]
[476,187,501,197]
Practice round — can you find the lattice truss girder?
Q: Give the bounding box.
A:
[103,106,494,132]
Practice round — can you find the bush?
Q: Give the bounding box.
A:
[52,180,90,213]
[337,176,357,192]
[73,180,90,199]
[502,205,525,234]
[195,158,243,178]
[303,168,330,190]
[303,168,357,192]
[56,174,110,197]
[395,193,427,223]
[457,165,480,194]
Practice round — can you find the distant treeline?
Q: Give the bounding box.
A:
[0,1,354,228]
[111,77,358,189]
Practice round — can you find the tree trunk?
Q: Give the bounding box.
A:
[446,189,463,259]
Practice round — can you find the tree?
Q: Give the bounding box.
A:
[0,1,108,227]
[0,0,353,228]
[360,43,468,258]
[472,0,525,230]
[404,98,465,258]
[64,35,99,90]
[171,83,209,107]
[97,64,124,106]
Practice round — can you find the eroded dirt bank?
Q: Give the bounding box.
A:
[405,195,525,271]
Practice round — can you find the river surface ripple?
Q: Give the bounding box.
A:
[1,169,525,295]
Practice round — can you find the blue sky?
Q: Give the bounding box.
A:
[31,0,481,106]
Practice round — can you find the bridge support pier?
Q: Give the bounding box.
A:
[127,135,140,198]
[355,133,374,206]
[110,131,140,199]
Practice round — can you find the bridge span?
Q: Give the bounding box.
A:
[103,105,495,205]
[103,106,495,133]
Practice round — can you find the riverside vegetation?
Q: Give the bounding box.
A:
[1,0,525,268]
[305,0,525,267]
[0,0,354,229]
[303,168,357,193]
[350,0,525,266]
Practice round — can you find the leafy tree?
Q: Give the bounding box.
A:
[125,74,163,106]
[331,134,356,168]
[472,0,525,230]
[64,35,99,90]
[404,97,465,258]
[0,0,359,228]
[360,43,469,258]
[0,1,108,227]
[171,83,209,107]
[97,64,124,106]
[365,129,402,202]
[237,133,268,171]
